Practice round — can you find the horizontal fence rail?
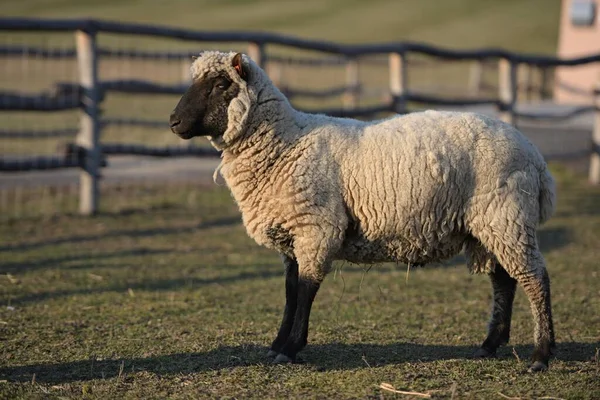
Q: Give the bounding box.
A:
[1,17,600,215]
[2,18,600,65]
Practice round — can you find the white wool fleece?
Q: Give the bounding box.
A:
[190,51,556,282]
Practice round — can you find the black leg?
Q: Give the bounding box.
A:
[274,278,320,363]
[267,255,299,357]
[475,264,517,358]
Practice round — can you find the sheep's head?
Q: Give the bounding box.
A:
[170,52,251,147]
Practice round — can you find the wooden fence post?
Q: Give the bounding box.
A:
[389,52,407,114]
[521,63,532,101]
[498,58,517,125]
[540,66,551,100]
[468,60,483,95]
[589,82,600,184]
[75,29,101,216]
[268,59,282,88]
[343,57,359,110]
[182,58,192,84]
[247,42,264,68]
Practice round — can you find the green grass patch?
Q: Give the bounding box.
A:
[1,164,599,398]
[2,0,561,53]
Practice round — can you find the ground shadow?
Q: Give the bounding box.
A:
[537,225,571,253]
[1,248,172,274]
[4,224,572,305]
[8,262,283,305]
[0,216,241,253]
[1,341,597,384]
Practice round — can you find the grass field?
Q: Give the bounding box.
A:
[2,4,595,397]
[1,0,561,53]
[1,164,599,399]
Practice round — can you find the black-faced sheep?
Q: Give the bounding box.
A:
[169,51,556,372]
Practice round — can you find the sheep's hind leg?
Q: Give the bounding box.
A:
[514,262,555,372]
[273,277,321,364]
[474,264,517,358]
[267,255,299,358]
[477,227,555,371]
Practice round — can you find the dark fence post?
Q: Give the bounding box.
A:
[498,58,517,126]
[521,63,532,101]
[540,66,551,100]
[590,82,600,184]
[75,29,101,215]
[389,52,407,114]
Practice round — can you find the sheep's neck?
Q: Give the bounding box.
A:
[224,97,301,165]
[223,120,292,177]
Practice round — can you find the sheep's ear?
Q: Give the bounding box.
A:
[232,53,248,81]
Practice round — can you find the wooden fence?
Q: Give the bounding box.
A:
[1,17,600,215]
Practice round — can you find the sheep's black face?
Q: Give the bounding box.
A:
[169,73,240,140]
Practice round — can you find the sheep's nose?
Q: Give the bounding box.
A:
[169,113,181,131]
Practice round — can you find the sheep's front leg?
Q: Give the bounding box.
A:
[272,218,344,364]
[267,255,299,358]
[273,276,321,363]
[474,264,517,358]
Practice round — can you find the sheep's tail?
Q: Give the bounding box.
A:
[538,166,556,225]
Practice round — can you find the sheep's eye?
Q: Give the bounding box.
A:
[215,79,231,90]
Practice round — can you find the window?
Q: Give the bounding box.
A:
[570,0,597,26]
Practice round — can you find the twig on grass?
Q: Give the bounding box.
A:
[117,361,125,382]
[497,392,521,400]
[450,382,458,399]
[361,355,371,368]
[379,383,431,398]
[512,347,521,363]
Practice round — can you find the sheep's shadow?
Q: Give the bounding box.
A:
[1,341,596,384]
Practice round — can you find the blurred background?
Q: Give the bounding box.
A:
[4,0,600,218]
[2,2,600,397]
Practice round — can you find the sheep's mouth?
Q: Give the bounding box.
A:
[170,122,201,139]
[174,130,196,140]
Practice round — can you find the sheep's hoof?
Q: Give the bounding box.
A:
[473,347,496,358]
[273,353,294,364]
[266,349,278,358]
[273,353,304,364]
[528,361,548,372]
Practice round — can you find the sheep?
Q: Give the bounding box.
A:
[169,51,556,372]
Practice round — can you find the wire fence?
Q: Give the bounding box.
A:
[0,18,599,220]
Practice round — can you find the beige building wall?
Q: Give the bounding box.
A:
[555,0,600,104]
